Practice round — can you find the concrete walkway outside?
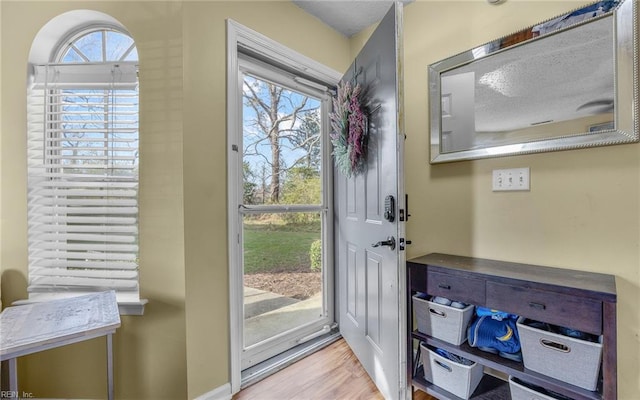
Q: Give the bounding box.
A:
[244,287,322,347]
[244,287,299,319]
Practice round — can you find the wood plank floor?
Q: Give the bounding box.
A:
[233,338,435,400]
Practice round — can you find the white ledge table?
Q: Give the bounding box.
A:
[0,291,121,400]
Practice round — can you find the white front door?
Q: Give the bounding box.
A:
[335,4,406,399]
[441,71,476,152]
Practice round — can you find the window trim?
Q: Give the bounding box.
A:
[53,24,134,63]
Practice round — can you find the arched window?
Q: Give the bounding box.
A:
[27,24,140,307]
[56,29,138,63]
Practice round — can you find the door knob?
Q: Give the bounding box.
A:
[372,236,396,250]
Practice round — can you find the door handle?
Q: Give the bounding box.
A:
[372,236,396,250]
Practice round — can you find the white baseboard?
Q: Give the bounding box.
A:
[193,383,232,400]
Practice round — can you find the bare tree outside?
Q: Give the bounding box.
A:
[242,74,321,205]
[59,89,138,176]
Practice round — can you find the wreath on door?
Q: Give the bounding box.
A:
[330,80,368,178]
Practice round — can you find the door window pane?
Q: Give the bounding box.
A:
[242,74,322,206]
[243,212,323,348]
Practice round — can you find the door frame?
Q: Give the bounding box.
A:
[395,4,408,398]
[226,19,342,394]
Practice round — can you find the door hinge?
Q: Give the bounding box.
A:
[399,195,411,221]
[232,144,239,152]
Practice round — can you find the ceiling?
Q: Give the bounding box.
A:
[293,1,407,37]
[447,15,614,133]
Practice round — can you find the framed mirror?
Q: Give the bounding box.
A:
[429,0,638,163]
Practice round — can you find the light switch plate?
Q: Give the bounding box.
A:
[492,168,530,191]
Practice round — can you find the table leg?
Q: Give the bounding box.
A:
[8,358,18,393]
[107,334,114,400]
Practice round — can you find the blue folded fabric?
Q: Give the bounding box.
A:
[431,296,468,309]
[432,296,452,306]
[434,348,474,366]
[468,315,521,354]
[524,319,600,343]
[475,306,517,321]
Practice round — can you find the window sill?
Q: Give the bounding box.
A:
[12,298,148,316]
[118,299,148,315]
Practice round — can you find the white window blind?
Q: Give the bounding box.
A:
[27,62,140,303]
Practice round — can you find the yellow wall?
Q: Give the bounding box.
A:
[181,2,349,397]
[0,1,349,399]
[1,1,187,399]
[403,1,640,397]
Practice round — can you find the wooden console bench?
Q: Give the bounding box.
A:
[407,253,617,400]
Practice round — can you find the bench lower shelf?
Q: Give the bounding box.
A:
[413,366,510,400]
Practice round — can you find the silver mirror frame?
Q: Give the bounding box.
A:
[429,0,638,163]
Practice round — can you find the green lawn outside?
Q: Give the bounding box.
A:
[243,220,320,274]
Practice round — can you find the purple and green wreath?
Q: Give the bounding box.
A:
[330,81,368,178]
